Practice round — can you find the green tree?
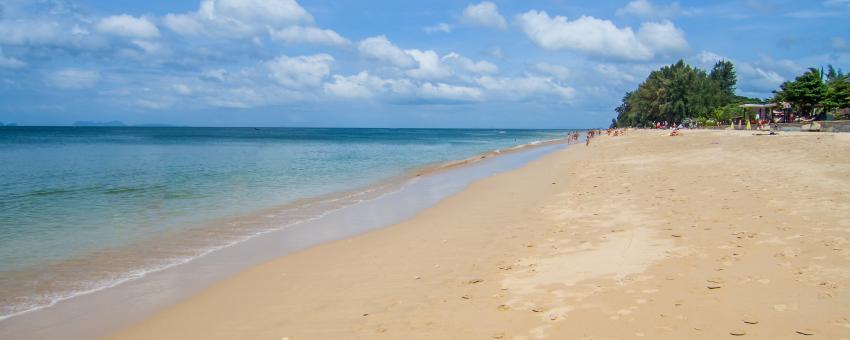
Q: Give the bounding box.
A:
[774,68,827,116]
[709,60,737,104]
[824,77,850,115]
[613,59,744,127]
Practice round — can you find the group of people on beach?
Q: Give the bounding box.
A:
[565,131,581,144]
[606,128,625,137]
[565,129,621,147]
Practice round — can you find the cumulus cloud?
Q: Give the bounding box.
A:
[737,62,784,92]
[358,35,497,80]
[636,21,689,55]
[48,68,101,89]
[163,0,313,37]
[616,0,697,19]
[268,26,350,46]
[265,54,334,89]
[420,82,483,102]
[162,13,205,36]
[594,64,639,85]
[358,36,418,68]
[95,15,160,39]
[475,75,576,102]
[516,10,689,60]
[461,2,508,30]
[324,71,414,99]
[694,50,726,65]
[443,52,499,74]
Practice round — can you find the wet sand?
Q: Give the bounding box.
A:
[112,129,850,339]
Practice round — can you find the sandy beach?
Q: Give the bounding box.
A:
[111,130,850,339]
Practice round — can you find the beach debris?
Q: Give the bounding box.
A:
[492,333,505,339]
[742,317,759,325]
[461,294,471,300]
[497,304,511,311]
[497,264,513,271]
[362,313,369,317]
[730,329,746,336]
[795,328,816,335]
[415,276,421,280]
[707,284,722,289]
[531,307,544,313]
[466,279,484,284]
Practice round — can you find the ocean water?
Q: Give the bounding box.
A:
[0,127,567,320]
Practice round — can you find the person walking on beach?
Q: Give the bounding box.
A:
[586,131,592,146]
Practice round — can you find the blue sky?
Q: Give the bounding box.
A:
[0,0,848,128]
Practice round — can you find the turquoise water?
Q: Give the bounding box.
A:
[0,127,567,319]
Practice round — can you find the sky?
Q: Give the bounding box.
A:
[0,0,848,128]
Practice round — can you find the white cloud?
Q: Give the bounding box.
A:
[358,35,417,68]
[475,75,576,102]
[420,82,483,102]
[594,64,639,84]
[265,54,334,88]
[694,50,726,65]
[48,68,101,89]
[95,15,160,39]
[358,36,496,80]
[173,84,193,95]
[533,62,570,80]
[424,23,452,34]
[0,49,26,68]
[616,0,696,19]
[324,71,413,99]
[405,49,450,79]
[443,52,499,74]
[268,26,350,46]
[636,21,689,55]
[516,10,689,60]
[131,40,165,54]
[461,2,508,30]
[163,0,313,37]
[162,13,205,36]
[738,62,785,92]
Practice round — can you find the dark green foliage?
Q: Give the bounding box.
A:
[823,66,850,116]
[773,68,827,115]
[613,60,740,127]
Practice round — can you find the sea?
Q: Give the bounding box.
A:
[0,127,569,321]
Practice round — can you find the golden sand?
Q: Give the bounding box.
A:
[111,130,850,339]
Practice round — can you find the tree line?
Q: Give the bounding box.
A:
[612,60,850,128]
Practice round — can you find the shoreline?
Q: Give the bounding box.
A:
[0,137,569,339]
[109,129,850,339]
